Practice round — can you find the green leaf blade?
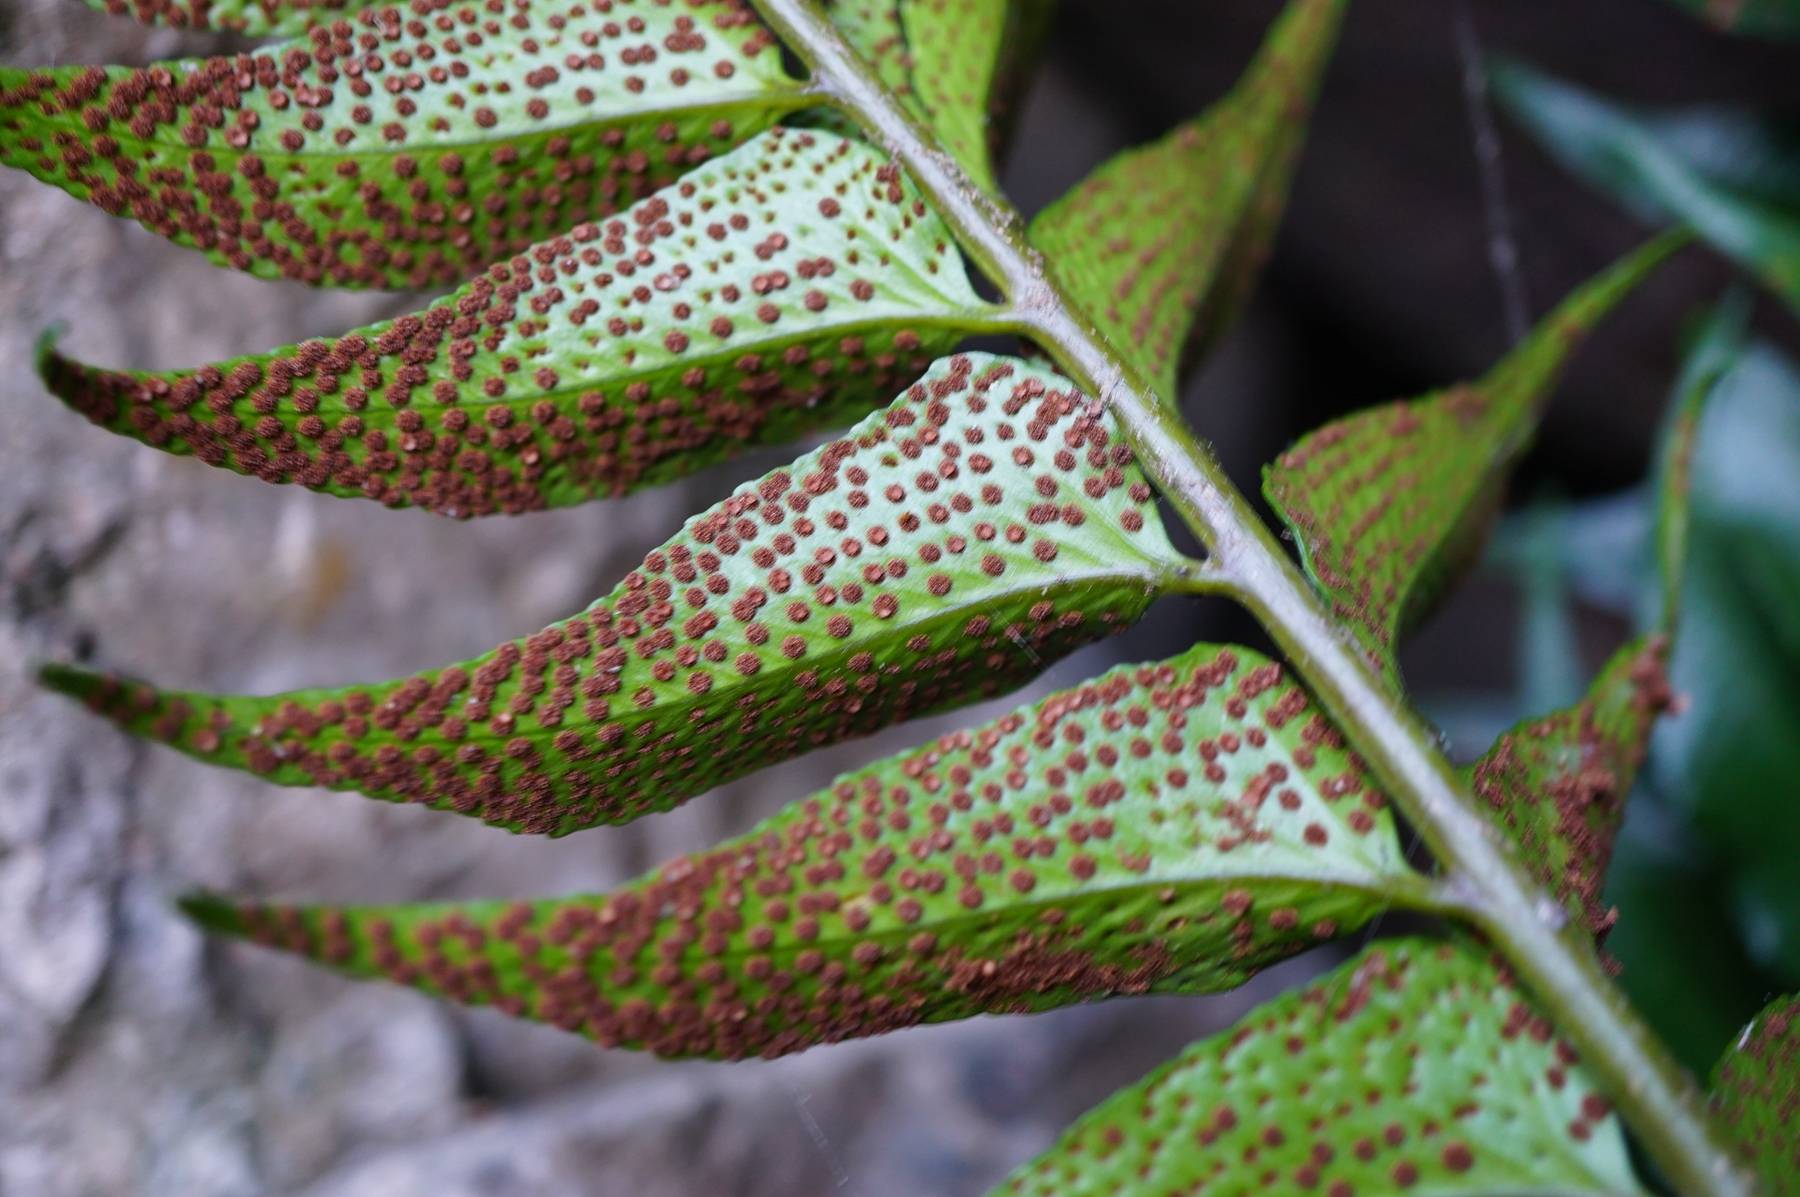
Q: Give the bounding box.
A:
[994,938,1650,1197]
[823,0,1023,194]
[1263,233,1683,689]
[180,640,1421,1058]
[1710,992,1800,1192]
[1494,61,1800,317]
[1469,635,1673,941]
[40,128,995,516]
[1027,0,1345,398]
[44,353,1185,835]
[81,0,356,36]
[1,0,803,288]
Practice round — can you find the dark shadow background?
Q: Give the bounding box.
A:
[1,1,1796,1194]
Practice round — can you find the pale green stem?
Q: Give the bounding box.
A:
[748,3,1757,1194]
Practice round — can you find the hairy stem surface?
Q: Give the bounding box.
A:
[750,2,1755,1193]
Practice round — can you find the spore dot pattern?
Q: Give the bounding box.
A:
[43,128,987,516]
[1710,992,1800,1193]
[186,639,1413,1060]
[1,0,797,287]
[1264,236,1680,690]
[81,0,356,37]
[49,353,1181,835]
[1469,636,1672,943]
[999,939,1649,1197]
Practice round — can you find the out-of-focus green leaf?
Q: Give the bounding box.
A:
[1487,300,1780,1076]
[40,129,996,516]
[1262,233,1683,690]
[1710,992,1800,1192]
[993,938,1649,1197]
[1028,0,1345,398]
[1653,342,1800,979]
[1494,62,1800,317]
[1655,291,1751,629]
[1606,804,1775,1077]
[181,642,1429,1058]
[1468,636,1673,941]
[1660,0,1800,38]
[43,354,1187,835]
[1,0,806,287]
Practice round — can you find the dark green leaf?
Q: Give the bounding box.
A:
[1652,340,1800,980]
[1655,291,1750,631]
[1262,233,1682,689]
[40,128,997,516]
[181,641,1430,1058]
[1660,0,1800,38]
[43,353,1187,835]
[1,0,806,287]
[1027,0,1345,398]
[993,938,1649,1196]
[1494,62,1800,316]
[1710,992,1800,1192]
[1605,808,1776,1077]
[1468,636,1673,941]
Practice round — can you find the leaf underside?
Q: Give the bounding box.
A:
[44,353,1185,835]
[1469,635,1673,942]
[183,641,1419,1059]
[1,0,803,288]
[1710,992,1800,1194]
[41,128,992,516]
[1493,62,1800,318]
[994,937,1649,1197]
[81,0,355,36]
[1027,0,1345,399]
[1262,232,1682,690]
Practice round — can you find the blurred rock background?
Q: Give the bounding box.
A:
[2,1,1797,1193]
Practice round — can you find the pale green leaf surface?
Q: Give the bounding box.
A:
[1710,992,1800,1194]
[1027,0,1344,398]
[1,0,804,287]
[1494,61,1800,317]
[44,353,1185,835]
[181,640,1424,1058]
[1262,233,1683,690]
[41,128,996,516]
[994,937,1650,1196]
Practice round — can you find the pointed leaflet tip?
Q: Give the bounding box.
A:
[1654,291,1751,634]
[993,938,1650,1196]
[0,0,802,288]
[1028,0,1347,398]
[184,641,1427,1059]
[38,128,997,517]
[178,891,248,936]
[49,353,1187,836]
[1263,231,1686,691]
